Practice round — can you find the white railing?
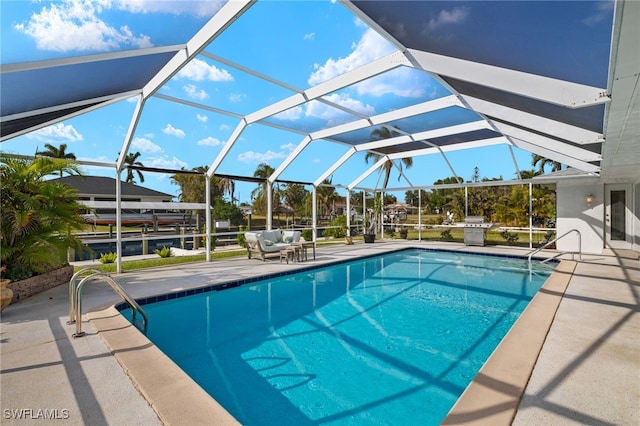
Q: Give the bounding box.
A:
[68,267,147,337]
[527,229,582,266]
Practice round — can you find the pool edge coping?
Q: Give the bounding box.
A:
[442,259,576,425]
[86,306,240,426]
[87,247,570,425]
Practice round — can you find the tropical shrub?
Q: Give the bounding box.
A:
[440,229,453,241]
[154,246,173,258]
[236,228,247,247]
[500,230,519,245]
[301,229,313,241]
[323,216,347,238]
[1,155,87,281]
[100,252,118,264]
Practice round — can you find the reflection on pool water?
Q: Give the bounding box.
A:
[122,248,554,425]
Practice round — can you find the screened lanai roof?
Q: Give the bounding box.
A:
[1,0,638,194]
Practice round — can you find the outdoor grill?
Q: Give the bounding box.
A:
[462,216,492,246]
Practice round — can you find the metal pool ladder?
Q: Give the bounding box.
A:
[527,229,582,267]
[68,267,148,338]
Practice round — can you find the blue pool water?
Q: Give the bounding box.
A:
[121,249,555,425]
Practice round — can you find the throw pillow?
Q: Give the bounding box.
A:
[263,239,274,246]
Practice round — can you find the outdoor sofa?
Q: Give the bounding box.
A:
[245,229,301,261]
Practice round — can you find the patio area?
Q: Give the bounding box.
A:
[1,241,638,425]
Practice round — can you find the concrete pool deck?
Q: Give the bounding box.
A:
[1,241,638,425]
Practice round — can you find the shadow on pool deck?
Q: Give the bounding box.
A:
[1,242,638,425]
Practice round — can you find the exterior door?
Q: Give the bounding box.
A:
[605,184,632,249]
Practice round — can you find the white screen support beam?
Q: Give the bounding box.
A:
[314,147,357,187]
[510,137,600,173]
[269,136,312,183]
[348,156,390,190]
[246,51,410,124]
[462,95,604,144]
[310,95,461,142]
[409,49,610,108]
[207,119,247,176]
[492,121,602,162]
[355,121,489,152]
[143,1,255,100]
[116,95,145,172]
[0,90,142,143]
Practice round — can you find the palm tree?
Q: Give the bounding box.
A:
[282,183,308,223]
[122,152,145,184]
[365,126,413,189]
[171,166,208,203]
[531,154,562,175]
[316,178,338,218]
[217,177,236,204]
[251,163,279,215]
[37,143,76,176]
[1,155,86,280]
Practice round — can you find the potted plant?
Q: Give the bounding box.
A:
[363,193,384,243]
[1,265,13,312]
[362,216,376,243]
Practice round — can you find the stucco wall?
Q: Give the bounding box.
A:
[634,183,640,252]
[556,182,604,254]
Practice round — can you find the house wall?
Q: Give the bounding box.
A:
[557,181,640,254]
[634,182,640,252]
[556,181,604,254]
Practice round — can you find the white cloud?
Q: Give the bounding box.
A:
[14,0,153,52]
[229,93,246,103]
[304,32,315,41]
[117,0,225,17]
[426,7,470,32]
[162,124,185,138]
[197,136,223,147]
[280,143,296,152]
[146,155,188,170]
[196,114,208,123]
[26,122,83,142]
[237,150,287,164]
[219,124,231,131]
[308,28,395,85]
[131,136,162,153]
[183,84,208,100]
[582,1,614,27]
[354,67,427,98]
[176,58,234,82]
[273,105,303,121]
[274,95,375,126]
[322,93,376,115]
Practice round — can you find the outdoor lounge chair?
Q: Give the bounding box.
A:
[245,229,301,261]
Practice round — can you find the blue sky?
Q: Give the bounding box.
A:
[1,0,614,204]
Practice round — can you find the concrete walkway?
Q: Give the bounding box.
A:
[1,242,638,425]
[513,250,640,425]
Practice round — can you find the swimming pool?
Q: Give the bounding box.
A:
[121,248,554,425]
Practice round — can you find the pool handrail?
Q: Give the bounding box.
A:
[68,267,105,324]
[527,228,582,266]
[70,271,148,338]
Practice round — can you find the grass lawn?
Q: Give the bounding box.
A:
[73,249,245,273]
